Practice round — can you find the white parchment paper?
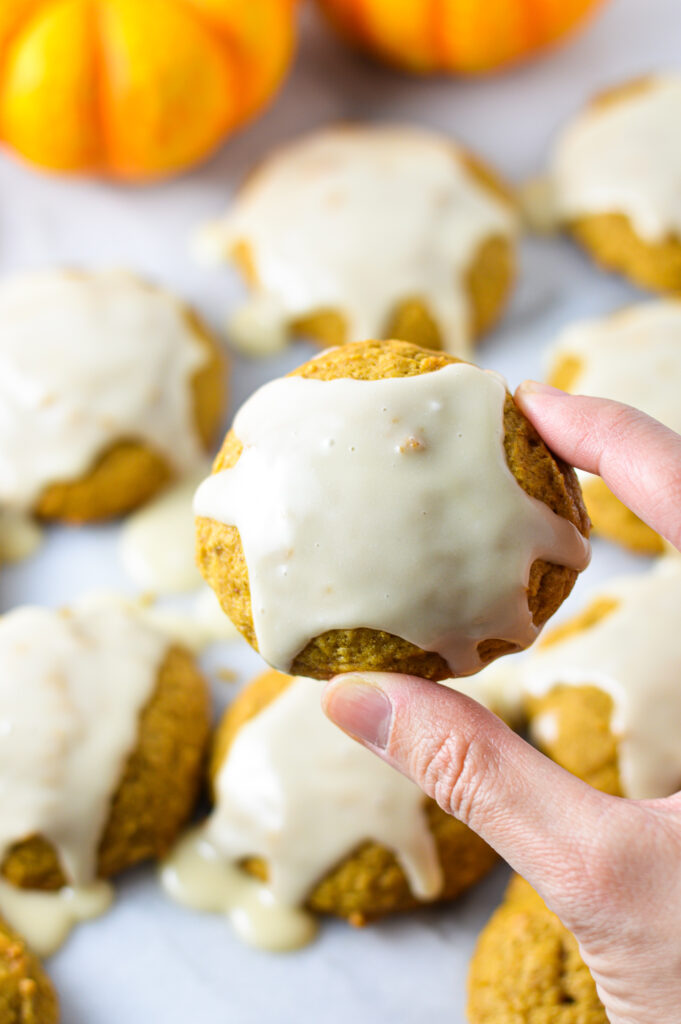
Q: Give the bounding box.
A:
[0,1,677,1020]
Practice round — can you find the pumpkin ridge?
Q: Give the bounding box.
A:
[89,0,109,172]
[521,0,549,48]
[0,1,46,64]
[342,0,375,49]
[169,0,258,125]
[165,0,237,48]
[0,0,48,131]
[428,0,451,68]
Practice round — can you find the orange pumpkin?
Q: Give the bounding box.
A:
[316,0,605,74]
[0,0,297,180]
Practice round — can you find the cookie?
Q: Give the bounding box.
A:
[196,126,517,357]
[468,875,606,1024]
[0,598,210,948]
[0,270,225,523]
[552,76,681,293]
[196,339,590,680]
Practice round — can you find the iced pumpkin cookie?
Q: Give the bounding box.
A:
[0,916,58,1024]
[551,75,681,292]
[467,874,606,1024]
[0,597,211,955]
[195,340,590,681]
[196,126,518,356]
[0,270,225,524]
[547,301,681,553]
[521,557,681,801]
[163,669,498,945]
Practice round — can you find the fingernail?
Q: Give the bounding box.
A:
[517,380,564,398]
[324,676,393,750]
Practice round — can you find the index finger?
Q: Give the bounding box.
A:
[515,382,681,552]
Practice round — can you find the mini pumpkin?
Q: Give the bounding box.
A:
[0,0,296,180]
[316,0,604,74]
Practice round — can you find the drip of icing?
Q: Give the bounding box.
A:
[0,270,209,511]
[162,675,446,949]
[530,710,559,746]
[0,600,169,888]
[518,176,560,235]
[195,364,590,675]
[0,879,113,958]
[523,558,681,799]
[0,509,42,564]
[552,75,681,241]
[120,469,210,594]
[196,126,517,356]
[227,295,289,357]
[160,830,317,952]
[206,677,444,906]
[144,587,241,654]
[163,673,505,948]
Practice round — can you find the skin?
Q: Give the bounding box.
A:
[550,350,666,554]
[324,382,681,1024]
[211,670,498,924]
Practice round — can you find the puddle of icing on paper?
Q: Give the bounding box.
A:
[0,878,113,958]
[120,469,210,594]
[162,674,501,950]
[0,509,42,564]
[160,830,317,953]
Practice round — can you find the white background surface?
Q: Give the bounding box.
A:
[1,1,680,1021]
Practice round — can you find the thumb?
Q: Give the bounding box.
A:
[323,671,615,921]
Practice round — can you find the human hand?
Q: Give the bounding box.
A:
[323,384,681,1024]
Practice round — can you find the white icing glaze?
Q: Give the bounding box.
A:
[549,300,681,431]
[206,676,443,907]
[197,126,517,355]
[160,830,317,952]
[120,469,210,594]
[163,672,507,948]
[518,176,559,235]
[145,587,241,654]
[0,599,169,891]
[0,270,210,511]
[552,75,681,241]
[195,363,590,675]
[0,878,113,958]
[227,295,289,357]
[530,710,559,746]
[523,557,681,799]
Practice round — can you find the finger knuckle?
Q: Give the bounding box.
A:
[413,729,489,824]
